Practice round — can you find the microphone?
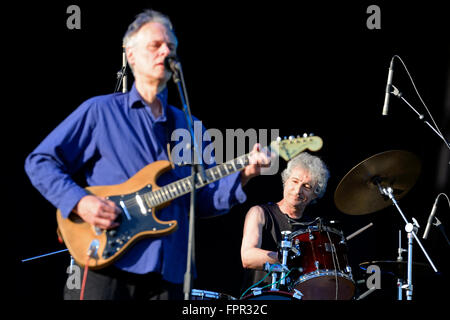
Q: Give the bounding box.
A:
[423,196,439,239]
[164,56,181,73]
[382,57,395,116]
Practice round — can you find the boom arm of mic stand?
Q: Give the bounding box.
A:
[391,85,450,149]
[377,184,438,273]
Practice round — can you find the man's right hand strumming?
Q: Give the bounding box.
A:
[74,195,121,230]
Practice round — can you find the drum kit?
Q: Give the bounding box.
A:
[192,150,442,301]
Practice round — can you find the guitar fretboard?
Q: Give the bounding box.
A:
[142,154,250,208]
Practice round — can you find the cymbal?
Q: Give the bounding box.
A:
[334,150,421,215]
[359,260,431,278]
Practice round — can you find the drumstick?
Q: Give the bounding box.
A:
[346,222,374,240]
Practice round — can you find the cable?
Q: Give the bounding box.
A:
[393,55,450,150]
[326,231,339,300]
[239,266,274,299]
[79,257,91,300]
[258,269,293,291]
[436,192,450,207]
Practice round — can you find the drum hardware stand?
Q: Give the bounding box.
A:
[279,231,292,286]
[396,229,407,300]
[375,179,438,300]
[263,262,290,290]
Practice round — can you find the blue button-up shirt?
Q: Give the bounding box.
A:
[25,83,246,283]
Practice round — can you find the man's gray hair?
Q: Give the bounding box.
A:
[123,9,177,48]
[281,152,330,199]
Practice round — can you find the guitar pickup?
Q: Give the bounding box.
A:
[135,194,147,215]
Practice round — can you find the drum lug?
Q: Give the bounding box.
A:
[293,289,304,300]
[251,287,262,296]
[315,261,320,270]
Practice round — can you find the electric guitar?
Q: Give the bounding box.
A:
[56,135,323,269]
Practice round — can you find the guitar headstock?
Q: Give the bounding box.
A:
[270,134,323,161]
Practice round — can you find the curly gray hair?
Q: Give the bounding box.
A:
[281,152,330,199]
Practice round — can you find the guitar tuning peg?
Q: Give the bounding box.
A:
[303,133,308,138]
[309,133,315,137]
[276,136,282,142]
[289,135,294,140]
[283,136,287,140]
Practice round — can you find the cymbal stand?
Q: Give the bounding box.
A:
[376,181,438,300]
[396,230,407,300]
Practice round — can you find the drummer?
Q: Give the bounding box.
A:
[240,152,330,291]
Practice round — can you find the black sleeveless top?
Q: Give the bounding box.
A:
[241,202,316,296]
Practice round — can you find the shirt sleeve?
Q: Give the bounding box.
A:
[196,171,247,218]
[193,122,247,218]
[24,99,99,218]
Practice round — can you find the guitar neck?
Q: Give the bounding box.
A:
[142,153,250,208]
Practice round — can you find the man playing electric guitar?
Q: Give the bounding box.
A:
[25,9,270,300]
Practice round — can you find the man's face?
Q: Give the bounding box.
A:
[126,22,177,85]
[283,166,318,209]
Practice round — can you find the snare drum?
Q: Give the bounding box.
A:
[191,289,237,300]
[288,224,355,300]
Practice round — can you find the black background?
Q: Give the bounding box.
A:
[6,0,449,306]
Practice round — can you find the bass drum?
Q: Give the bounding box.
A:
[241,290,302,300]
[191,289,237,300]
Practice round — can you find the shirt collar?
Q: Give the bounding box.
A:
[128,82,169,122]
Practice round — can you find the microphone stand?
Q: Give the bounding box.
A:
[435,218,450,247]
[390,85,450,149]
[115,47,128,93]
[169,60,206,300]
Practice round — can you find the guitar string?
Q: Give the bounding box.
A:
[110,139,313,209]
[118,154,251,208]
[109,137,318,209]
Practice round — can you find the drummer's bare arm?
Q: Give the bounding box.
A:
[241,206,279,270]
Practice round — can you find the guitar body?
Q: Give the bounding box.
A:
[56,160,178,269]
